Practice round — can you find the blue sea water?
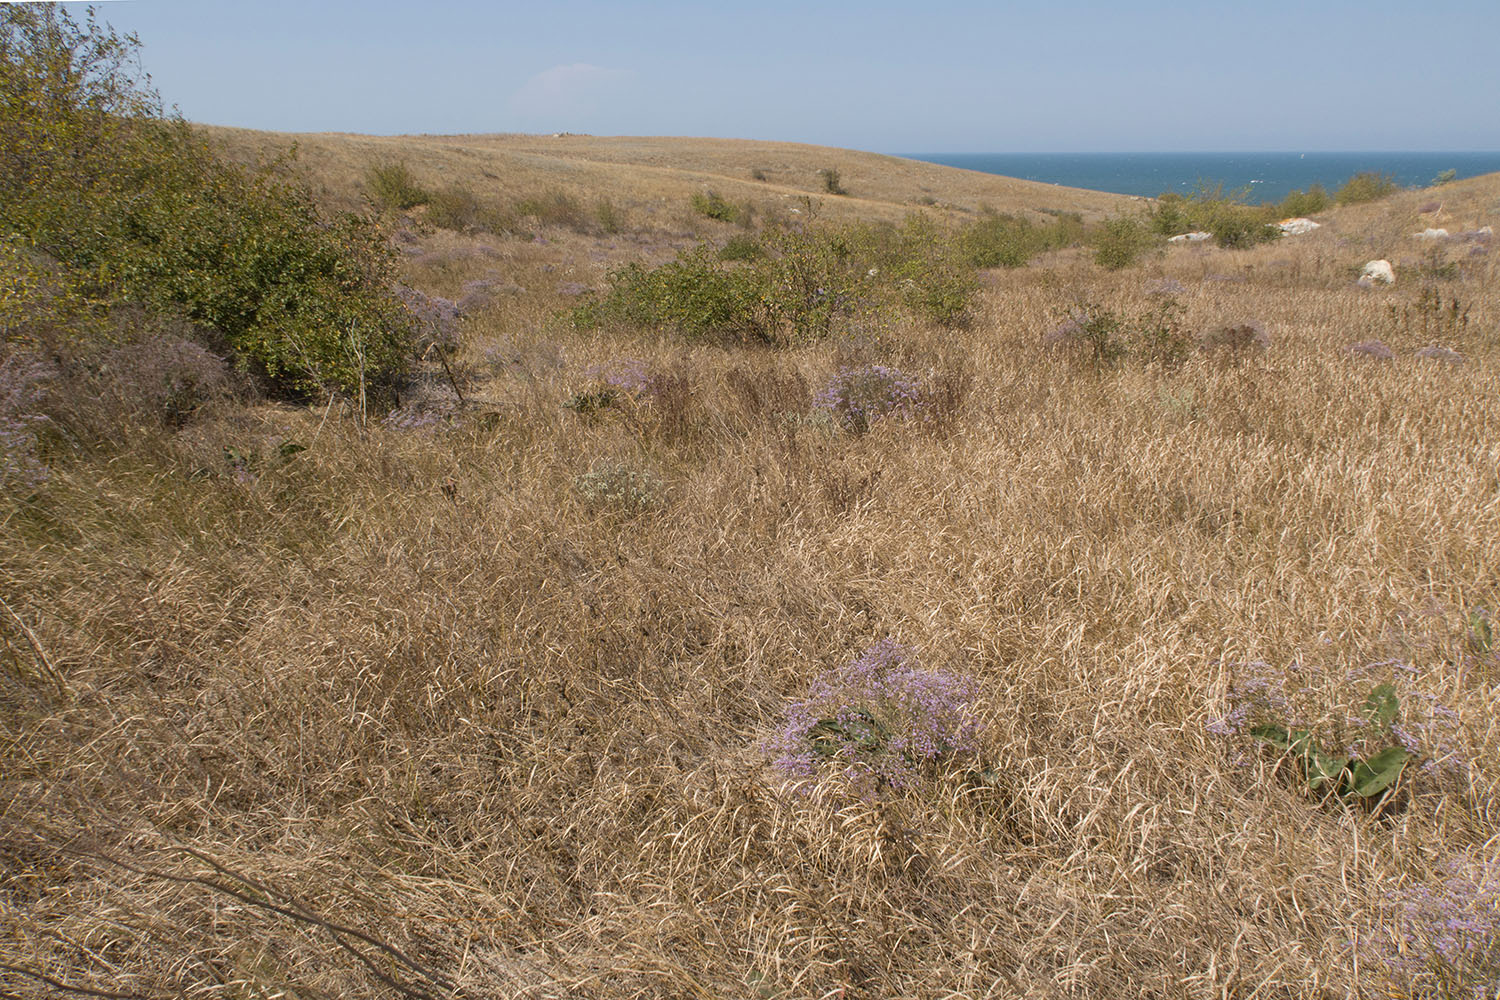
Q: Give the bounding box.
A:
[901,152,1500,205]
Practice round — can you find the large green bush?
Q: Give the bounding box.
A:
[1,5,414,398]
[1335,171,1398,206]
[1150,185,1279,250]
[958,210,1084,269]
[573,217,979,344]
[1093,214,1159,270]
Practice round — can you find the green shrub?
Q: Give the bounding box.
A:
[1150,185,1279,249]
[1276,184,1329,217]
[594,198,623,234]
[515,189,587,231]
[820,168,847,195]
[1336,171,1398,205]
[365,162,431,211]
[426,184,483,231]
[0,6,414,399]
[880,215,977,327]
[690,190,742,223]
[1092,214,1158,270]
[958,210,1084,269]
[574,218,979,343]
[718,234,763,261]
[1430,168,1458,186]
[575,246,765,343]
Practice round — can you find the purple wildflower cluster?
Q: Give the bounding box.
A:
[1042,310,1089,347]
[1205,659,1470,779]
[814,364,921,433]
[1374,856,1500,999]
[100,337,230,421]
[585,357,658,397]
[1346,339,1396,360]
[382,397,460,432]
[0,353,52,493]
[765,639,982,792]
[394,285,461,353]
[1205,660,1305,737]
[1199,320,1271,355]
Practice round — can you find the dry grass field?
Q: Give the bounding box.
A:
[3,131,1499,999]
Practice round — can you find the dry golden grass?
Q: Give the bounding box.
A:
[3,134,1499,999]
[206,127,1137,226]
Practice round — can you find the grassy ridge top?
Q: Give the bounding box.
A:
[204,126,1141,221]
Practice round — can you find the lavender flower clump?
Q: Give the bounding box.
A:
[383,397,460,432]
[394,285,461,353]
[815,364,920,433]
[1374,857,1500,1000]
[1346,339,1395,360]
[586,357,656,396]
[0,353,53,493]
[1205,658,1471,782]
[1144,277,1187,297]
[1042,310,1088,347]
[765,639,982,792]
[1205,660,1301,737]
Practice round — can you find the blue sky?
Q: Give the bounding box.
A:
[67,0,1500,152]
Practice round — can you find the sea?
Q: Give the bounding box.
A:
[900,152,1500,206]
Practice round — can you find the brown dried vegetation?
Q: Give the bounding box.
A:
[3,135,1500,999]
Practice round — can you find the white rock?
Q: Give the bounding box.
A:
[1278,217,1321,235]
[1416,228,1450,240]
[1167,231,1213,243]
[1359,259,1395,285]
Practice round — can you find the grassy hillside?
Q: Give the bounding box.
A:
[205,127,1139,222]
[4,123,1500,1000]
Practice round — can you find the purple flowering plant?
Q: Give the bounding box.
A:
[765,639,982,793]
[383,397,460,433]
[0,353,52,494]
[1206,659,1465,803]
[814,364,921,433]
[565,357,665,417]
[1372,856,1500,1000]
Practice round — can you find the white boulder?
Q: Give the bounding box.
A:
[1278,217,1321,235]
[1416,227,1450,240]
[1167,231,1213,244]
[1357,259,1395,286]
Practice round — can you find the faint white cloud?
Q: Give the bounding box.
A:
[508,63,634,120]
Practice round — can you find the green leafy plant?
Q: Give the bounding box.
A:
[0,5,415,400]
[593,198,623,234]
[690,190,743,223]
[365,162,431,211]
[1336,171,1399,205]
[1093,214,1159,270]
[1248,684,1412,802]
[1275,185,1329,217]
[958,210,1083,269]
[1151,185,1280,249]
[718,234,763,261]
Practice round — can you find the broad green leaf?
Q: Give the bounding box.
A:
[1249,724,1292,749]
[1304,750,1352,792]
[1348,747,1413,798]
[1363,684,1400,730]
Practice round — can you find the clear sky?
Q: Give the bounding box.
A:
[62,0,1500,152]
